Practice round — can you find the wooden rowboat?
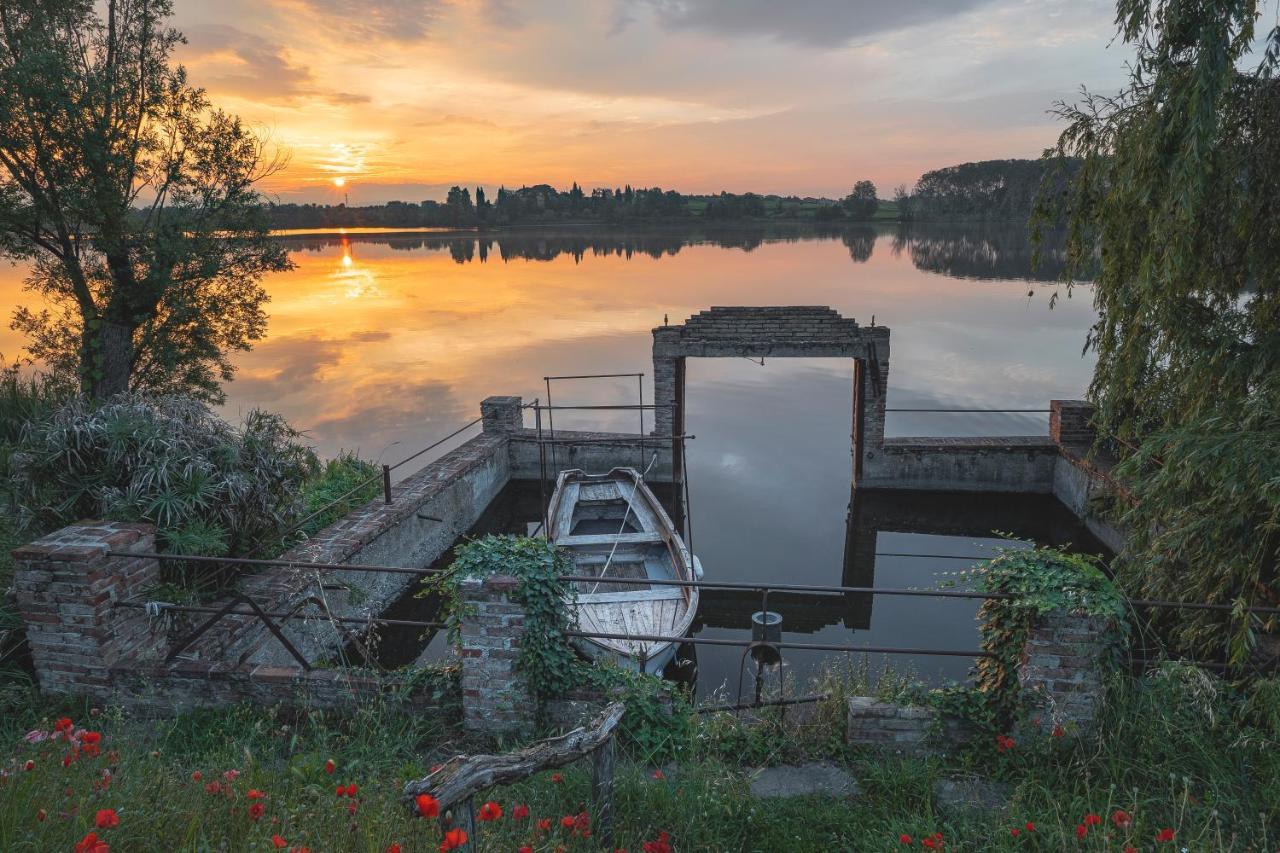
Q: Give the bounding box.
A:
[546,467,702,674]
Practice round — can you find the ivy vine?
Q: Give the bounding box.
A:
[972,544,1127,725]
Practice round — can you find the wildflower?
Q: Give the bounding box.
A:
[899,835,912,844]
[249,802,265,821]
[74,831,109,853]
[81,731,102,746]
[561,816,576,828]
[247,790,265,800]
[36,809,47,822]
[537,818,552,832]
[55,717,73,733]
[1010,828,1020,837]
[642,831,673,853]
[24,759,34,771]
[1083,813,1101,827]
[335,785,345,797]
[415,793,440,818]
[387,845,401,853]
[995,734,1015,752]
[205,782,222,795]
[1125,848,1138,853]
[272,836,287,849]
[25,729,48,744]
[325,759,335,775]
[1112,810,1132,829]
[512,803,529,820]
[347,802,357,816]
[922,839,939,850]
[551,773,563,783]
[439,827,468,851]
[1025,822,1035,832]
[652,769,664,780]
[519,848,533,853]
[191,771,202,782]
[1156,828,1175,843]
[477,801,502,821]
[1076,824,1088,839]
[222,769,240,781]
[94,809,119,829]
[345,783,358,798]
[1052,724,1065,738]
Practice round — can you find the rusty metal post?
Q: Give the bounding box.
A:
[382,464,392,504]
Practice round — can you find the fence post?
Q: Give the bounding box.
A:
[592,734,617,846]
[11,521,163,697]
[458,574,535,736]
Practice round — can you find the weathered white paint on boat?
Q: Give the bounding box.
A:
[546,467,700,675]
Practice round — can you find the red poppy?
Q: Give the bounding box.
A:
[537,818,552,832]
[519,848,533,853]
[1025,822,1035,832]
[478,801,502,821]
[652,769,664,779]
[191,771,202,782]
[345,783,358,798]
[325,759,335,775]
[247,790,265,800]
[512,803,529,820]
[1156,828,1175,843]
[205,782,222,795]
[55,717,73,733]
[550,773,563,783]
[24,759,34,771]
[898,835,912,845]
[415,793,440,818]
[1112,810,1132,829]
[272,836,287,849]
[248,802,265,821]
[1124,848,1138,853]
[1083,813,1101,826]
[1076,824,1088,839]
[74,831,109,853]
[222,770,240,782]
[642,831,673,853]
[439,827,468,851]
[561,816,576,828]
[1010,828,1020,837]
[386,845,401,853]
[1051,724,1065,738]
[36,809,47,822]
[81,732,102,745]
[995,734,1015,752]
[348,802,357,816]
[335,785,345,797]
[94,809,119,829]
[922,840,939,851]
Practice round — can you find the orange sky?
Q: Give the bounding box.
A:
[169,0,1136,204]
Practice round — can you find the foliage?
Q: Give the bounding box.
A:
[912,158,1079,222]
[0,0,291,401]
[843,179,879,219]
[9,394,317,573]
[583,664,691,764]
[440,535,580,700]
[972,545,1126,724]
[1033,0,1280,663]
[296,453,381,538]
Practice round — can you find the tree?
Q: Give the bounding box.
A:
[893,183,912,221]
[844,180,878,219]
[0,0,290,402]
[1035,0,1280,662]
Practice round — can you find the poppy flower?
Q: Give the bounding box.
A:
[642,832,673,853]
[995,734,1015,752]
[74,831,109,853]
[36,809,47,822]
[415,793,440,818]
[24,760,34,771]
[512,803,529,820]
[335,785,345,797]
[347,802,357,816]
[205,782,222,795]
[94,809,119,829]
[1024,822,1035,832]
[55,717,73,733]
[191,771,202,782]
[1156,828,1175,842]
[550,773,563,783]
[249,802,265,821]
[439,827,468,851]
[1125,848,1138,853]
[537,818,552,832]
[1051,724,1065,738]
[386,845,401,853]
[1010,828,1020,837]
[519,848,533,853]
[272,836,287,849]
[1112,810,1132,829]
[922,840,939,851]
[325,759,335,775]
[652,769,664,780]
[1083,813,1101,826]
[899,835,912,844]
[478,801,502,821]
[1076,824,1088,839]
[222,769,240,782]
[247,790,265,800]
[562,815,576,828]
[81,732,101,746]
[345,783,358,798]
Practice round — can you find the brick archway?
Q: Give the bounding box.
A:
[651,306,890,479]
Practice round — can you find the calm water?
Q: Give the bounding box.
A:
[0,224,1105,696]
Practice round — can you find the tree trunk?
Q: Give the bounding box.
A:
[90,320,134,399]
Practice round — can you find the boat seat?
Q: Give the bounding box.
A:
[558,531,664,547]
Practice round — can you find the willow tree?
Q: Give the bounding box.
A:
[0,0,290,402]
[1035,1,1280,661]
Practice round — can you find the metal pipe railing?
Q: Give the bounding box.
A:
[562,629,994,658]
[884,408,1050,413]
[118,600,445,630]
[106,550,444,577]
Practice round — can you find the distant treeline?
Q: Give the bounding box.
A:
[267,159,1080,230]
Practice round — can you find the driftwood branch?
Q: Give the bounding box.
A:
[401,702,625,812]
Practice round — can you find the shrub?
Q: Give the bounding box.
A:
[9,394,318,570]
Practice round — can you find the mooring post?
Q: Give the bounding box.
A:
[592,734,617,845]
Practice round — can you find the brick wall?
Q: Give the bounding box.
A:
[458,574,535,735]
[1019,612,1119,734]
[11,522,165,697]
[1049,400,1097,447]
[845,696,977,755]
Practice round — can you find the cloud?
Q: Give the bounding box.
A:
[642,0,996,48]
[182,24,369,105]
[283,0,443,42]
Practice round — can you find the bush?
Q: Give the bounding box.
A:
[297,453,381,538]
[9,394,318,567]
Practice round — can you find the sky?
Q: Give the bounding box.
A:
[169,0,1138,204]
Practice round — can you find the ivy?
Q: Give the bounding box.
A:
[582,663,691,763]
[440,535,580,701]
[972,545,1127,725]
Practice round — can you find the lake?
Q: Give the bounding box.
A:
[0,224,1105,698]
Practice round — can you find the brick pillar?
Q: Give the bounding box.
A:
[1018,612,1119,734]
[11,521,163,697]
[652,325,683,436]
[458,574,534,735]
[1049,400,1096,447]
[856,328,891,475]
[481,395,523,435]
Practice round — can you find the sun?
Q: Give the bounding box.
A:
[332,177,346,188]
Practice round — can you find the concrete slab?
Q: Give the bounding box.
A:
[934,775,1011,816]
[748,762,860,799]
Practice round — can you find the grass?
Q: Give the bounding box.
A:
[0,662,1276,851]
